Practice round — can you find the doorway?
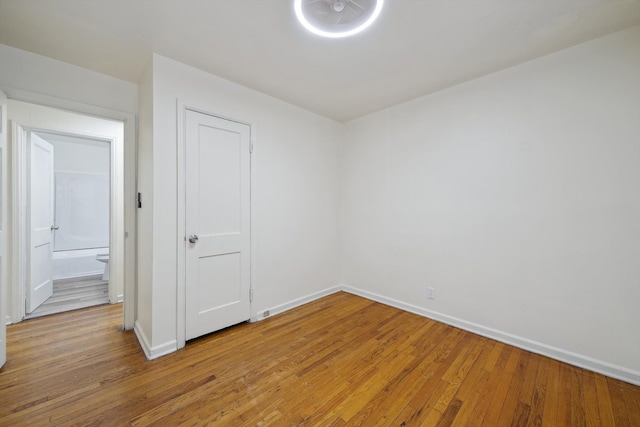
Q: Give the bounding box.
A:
[9,100,127,323]
[26,131,112,318]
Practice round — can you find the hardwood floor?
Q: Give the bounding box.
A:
[1,292,638,426]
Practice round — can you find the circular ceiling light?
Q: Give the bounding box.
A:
[294,0,384,38]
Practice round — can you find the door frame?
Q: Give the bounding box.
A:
[176,101,257,350]
[13,118,122,317]
[0,89,7,368]
[6,91,136,330]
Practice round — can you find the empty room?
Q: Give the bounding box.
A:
[0,0,639,425]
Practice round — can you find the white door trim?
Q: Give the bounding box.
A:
[0,89,7,368]
[176,101,257,349]
[6,95,136,329]
[11,122,27,323]
[13,122,121,318]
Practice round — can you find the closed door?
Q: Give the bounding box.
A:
[27,132,55,313]
[185,110,251,341]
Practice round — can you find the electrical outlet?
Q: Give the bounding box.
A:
[427,287,435,300]
[263,310,270,318]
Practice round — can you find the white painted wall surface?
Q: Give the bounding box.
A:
[52,171,109,252]
[341,26,640,378]
[135,60,154,342]
[44,135,110,175]
[136,54,342,356]
[42,135,110,253]
[0,44,137,114]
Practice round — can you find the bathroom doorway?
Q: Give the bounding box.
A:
[26,132,112,318]
[8,100,128,323]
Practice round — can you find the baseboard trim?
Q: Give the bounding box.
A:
[341,285,640,386]
[134,321,177,361]
[251,285,342,322]
[131,283,639,384]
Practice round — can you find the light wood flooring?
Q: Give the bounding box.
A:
[26,275,109,319]
[1,292,639,426]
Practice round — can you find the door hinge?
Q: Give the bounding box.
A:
[250,141,254,153]
[249,288,254,302]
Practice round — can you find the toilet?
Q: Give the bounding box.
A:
[96,253,109,281]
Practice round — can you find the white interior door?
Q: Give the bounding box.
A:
[185,110,251,341]
[0,89,8,368]
[27,133,54,314]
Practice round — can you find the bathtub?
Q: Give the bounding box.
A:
[52,247,109,280]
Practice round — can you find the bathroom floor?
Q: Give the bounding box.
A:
[26,275,109,319]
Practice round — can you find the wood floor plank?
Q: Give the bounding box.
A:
[622,384,640,427]
[338,321,439,425]
[529,355,550,427]
[1,291,639,426]
[465,343,513,424]
[583,371,603,427]
[400,328,469,424]
[435,397,463,426]
[571,366,587,426]
[542,358,561,427]
[518,353,540,409]
[608,376,633,427]
[481,347,522,426]
[495,351,531,425]
[451,370,490,426]
[452,339,495,402]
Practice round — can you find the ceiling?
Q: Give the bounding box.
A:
[1,0,639,122]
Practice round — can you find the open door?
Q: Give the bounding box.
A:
[26,133,55,314]
[0,89,8,368]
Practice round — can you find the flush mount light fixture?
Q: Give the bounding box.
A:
[294,0,384,38]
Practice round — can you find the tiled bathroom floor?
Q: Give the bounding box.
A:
[26,275,109,319]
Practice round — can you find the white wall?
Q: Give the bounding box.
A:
[135,54,342,356]
[43,134,110,175]
[40,134,111,252]
[341,26,640,382]
[136,60,154,339]
[0,44,137,114]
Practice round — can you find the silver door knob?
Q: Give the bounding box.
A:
[51,225,60,231]
[188,234,199,243]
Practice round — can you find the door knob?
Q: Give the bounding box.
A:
[188,234,199,244]
[51,225,60,231]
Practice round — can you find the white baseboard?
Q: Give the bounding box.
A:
[134,321,177,360]
[109,295,124,305]
[251,285,342,322]
[341,285,640,386]
[129,283,639,385]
